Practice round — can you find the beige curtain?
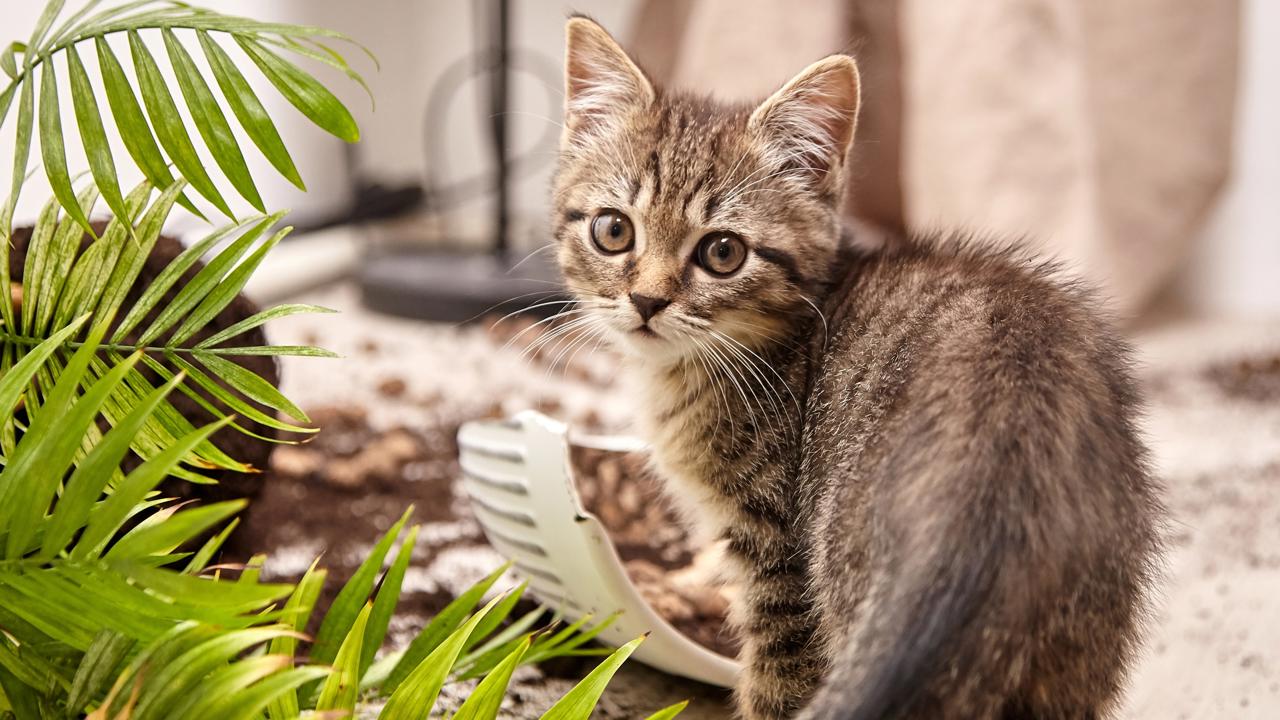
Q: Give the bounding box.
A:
[630,0,1238,317]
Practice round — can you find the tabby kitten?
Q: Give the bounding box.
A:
[552,17,1163,720]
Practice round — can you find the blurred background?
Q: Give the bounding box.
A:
[1,1,1277,717]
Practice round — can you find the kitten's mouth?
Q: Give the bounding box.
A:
[631,325,659,339]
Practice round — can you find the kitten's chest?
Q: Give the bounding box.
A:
[633,364,802,542]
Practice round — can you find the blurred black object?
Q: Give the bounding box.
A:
[358,0,566,322]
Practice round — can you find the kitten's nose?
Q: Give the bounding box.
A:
[629,293,671,323]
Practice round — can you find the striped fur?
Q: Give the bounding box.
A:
[552,18,1164,720]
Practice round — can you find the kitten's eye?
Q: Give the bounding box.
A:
[590,210,634,254]
[695,232,747,276]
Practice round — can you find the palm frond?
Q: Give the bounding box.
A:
[0,0,370,229]
[0,176,334,476]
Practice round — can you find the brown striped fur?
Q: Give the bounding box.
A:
[552,17,1164,719]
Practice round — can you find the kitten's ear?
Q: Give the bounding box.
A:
[563,16,654,144]
[749,55,861,191]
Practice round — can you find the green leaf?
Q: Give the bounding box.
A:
[311,507,413,665]
[111,215,261,343]
[66,630,135,717]
[264,561,325,720]
[59,180,151,328]
[193,349,308,422]
[94,36,202,220]
[73,416,232,559]
[39,58,94,235]
[107,499,245,559]
[315,602,370,714]
[0,322,111,559]
[0,42,25,80]
[382,563,511,693]
[378,594,507,720]
[66,43,128,232]
[107,561,292,613]
[362,524,420,677]
[451,636,531,720]
[197,303,335,349]
[33,183,99,336]
[207,666,330,720]
[1,76,35,237]
[538,635,646,720]
[128,30,234,218]
[165,653,293,720]
[0,314,87,422]
[642,701,690,720]
[135,212,280,345]
[236,36,359,142]
[183,516,239,574]
[41,369,183,558]
[92,178,184,334]
[151,352,316,436]
[168,224,290,345]
[199,30,304,190]
[163,28,263,211]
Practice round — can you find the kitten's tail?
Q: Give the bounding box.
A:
[799,449,1069,719]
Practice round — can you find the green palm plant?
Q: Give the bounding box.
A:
[0,1,685,718]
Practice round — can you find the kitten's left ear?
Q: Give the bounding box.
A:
[563,17,655,145]
[749,55,861,192]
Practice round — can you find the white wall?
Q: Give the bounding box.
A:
[1183,0,1280,317]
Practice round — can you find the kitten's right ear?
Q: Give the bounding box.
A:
[563,17,654,144]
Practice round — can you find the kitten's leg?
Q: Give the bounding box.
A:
[730,556,829,719]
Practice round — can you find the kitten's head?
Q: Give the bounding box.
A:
[552,17,860,364]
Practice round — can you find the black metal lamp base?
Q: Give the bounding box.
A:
[358,247,565,323]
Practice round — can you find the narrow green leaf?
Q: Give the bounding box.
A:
[265,561,325,720]
[183,516,238,574]
[60,180,151,327]
[107,499,245,559]
[538,636,646,720]
[41,370,182,558]
[95,36,203,219]
[92,179,183,333]
[236,36,359,142]
[129,30,233,217]
[0,663,42,720]
[165,653,293,720]
[197,303,335,349]
[130,626,294,720]
[315,602,370,714]
[311,507,413,665]
[135,212,280,345]
[198,30,304,190]
[208,666,329,720]
[163,28,263,211]
[19,194,61,334]
[0,42,25,79]
[378,594,507,720]
[382,563,511,693]
[0,314,87,422]
[0,323,111,559]
[34,183,99,335]
[362,524,420,676]
[168,224,291,345]
[74,416,232,559]
[207,345,339,358]
[149,351,316,436]
[1,76,36,237]
[108,560,292,612]
[451,636,531,720]
[67,44,128,225]
[66,630,135,717]
[194,349,309,423]
[27,0,67,51]
[111,215,261,343]
[642,701,690,720]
